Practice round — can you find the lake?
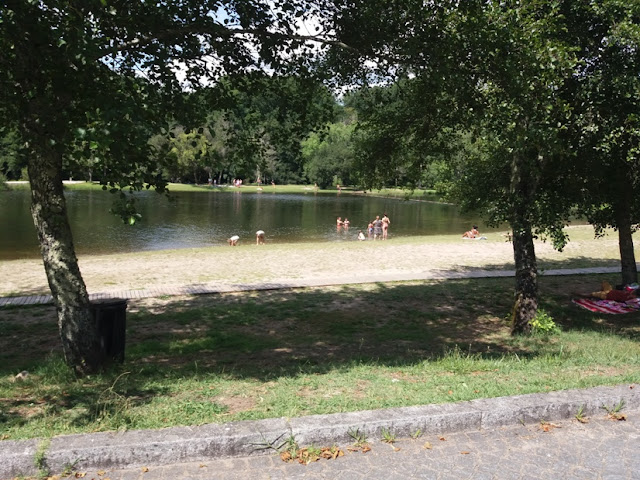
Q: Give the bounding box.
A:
[0,187,487,260]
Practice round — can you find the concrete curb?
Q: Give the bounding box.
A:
[2,383,638,479]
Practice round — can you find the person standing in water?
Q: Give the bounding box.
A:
[372,215,383,240]
[381,213,390,240]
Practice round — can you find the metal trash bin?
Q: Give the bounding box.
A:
[90,298,128,363]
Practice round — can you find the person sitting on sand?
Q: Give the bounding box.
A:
[227,235,239,246]
[462,225,480,238]
[357,230,366,241]
[256,230,265,245]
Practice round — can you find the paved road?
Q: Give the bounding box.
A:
[75,410,639,480]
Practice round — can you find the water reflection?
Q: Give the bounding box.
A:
[0,189,485,260]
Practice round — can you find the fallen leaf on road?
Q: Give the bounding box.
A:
[74,473,86,478]
[141,467,149,473]
[97,471,106,476]
[607,413,627,421]
[199,464,207,468]
[460,451,470,455]
[540,422,562,432]
[423,442,433,450]
[439,436,446,441]
[280,451,292,462]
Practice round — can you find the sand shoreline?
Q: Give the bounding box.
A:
[2,227,630,298]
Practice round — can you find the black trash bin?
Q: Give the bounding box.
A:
[90,298,128,363]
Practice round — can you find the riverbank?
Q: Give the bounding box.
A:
[1,226,633,298]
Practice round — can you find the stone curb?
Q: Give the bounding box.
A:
[2,383,638,479]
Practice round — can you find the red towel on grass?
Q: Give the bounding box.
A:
[572,297,640,314]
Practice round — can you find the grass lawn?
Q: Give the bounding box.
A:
[7,180,439,199]
[1,273,639,441]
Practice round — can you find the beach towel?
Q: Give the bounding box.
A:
[572,297,640,314]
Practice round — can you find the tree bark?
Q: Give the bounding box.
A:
[616,202,638,286]
[511,223,538,334]
[28,146,105,375]
[509,152,538,335]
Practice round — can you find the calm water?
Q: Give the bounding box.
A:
[0,188,486,260]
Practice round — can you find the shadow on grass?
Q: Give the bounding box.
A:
[1,380,168,433]
[1,267,639,437]
[2,267,638,383]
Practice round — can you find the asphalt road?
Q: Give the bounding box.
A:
[73,409,639,480]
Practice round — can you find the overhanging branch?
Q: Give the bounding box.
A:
[98,24,360,61]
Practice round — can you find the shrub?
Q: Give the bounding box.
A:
[530,309,560,335]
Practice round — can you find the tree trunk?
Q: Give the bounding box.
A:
[511,223,538,334]
[616,203,638,285]
[509,151,538,335]
[28,147,105,375]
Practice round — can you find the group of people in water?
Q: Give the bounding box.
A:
[228,219,484,246]
[337,213,391,241]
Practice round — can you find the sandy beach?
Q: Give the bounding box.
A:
[1,226,628,298]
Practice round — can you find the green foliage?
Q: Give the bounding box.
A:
[530,309,560,335]
[0,128,24,180]
[108,192,142,225]
[302,118,355,188]
[348,428,368,447]
[166,128,212,184]
[380,427,396,444]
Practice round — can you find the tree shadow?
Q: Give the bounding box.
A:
[2,263,638,436]
[119,277,550,382]
[0,383,168,433]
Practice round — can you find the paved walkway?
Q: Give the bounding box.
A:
[0,266,621,307]
[3,384,639,479]
[76,411,640,480]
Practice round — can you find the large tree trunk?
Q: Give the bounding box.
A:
[614,176,638,285]
[28,147,105,375]
[511,222,538,334]
[616,208,638,285]
[509,152,539,335]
